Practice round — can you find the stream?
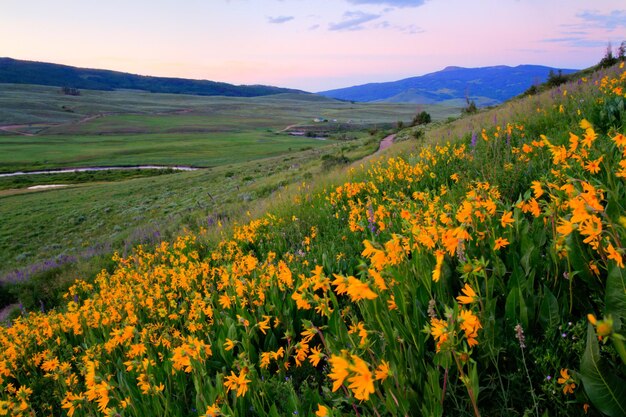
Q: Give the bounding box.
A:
[0,165,199,178]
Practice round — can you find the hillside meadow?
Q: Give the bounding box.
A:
[0,87,457,313]
[0,63,625,416]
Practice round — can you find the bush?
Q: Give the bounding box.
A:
[462,98,478,114]
[412,111,432,126]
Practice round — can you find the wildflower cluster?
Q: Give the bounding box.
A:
[0,65,625,416]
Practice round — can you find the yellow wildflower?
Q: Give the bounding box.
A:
[223,369,250,397]
[316,404,329,417]
[500,211,514,228]
[375,360,390,381]
[347,355,375,401]
[456,283,477,305]
[557,368,576,394]
[328,355,350,392]
[494,237,509,250]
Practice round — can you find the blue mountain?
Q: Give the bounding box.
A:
[318,65,578,106]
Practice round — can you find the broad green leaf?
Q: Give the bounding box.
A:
[605,264,626,331]
[505,288,518,325]
[579,324,626,417]
[539,285,559,330]
[518,287,528,329]
[268,404,281,417]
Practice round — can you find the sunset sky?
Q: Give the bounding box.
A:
[2,0,625,91]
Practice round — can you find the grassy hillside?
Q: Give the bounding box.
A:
[0,63,624,417]
[0,57,301,97]
[0,138,379,283]
[1,87,442,286]
[0,84,434,132]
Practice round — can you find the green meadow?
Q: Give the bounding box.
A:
[1,63,625,417]
[0,84,457,289]
[0,131,334,172]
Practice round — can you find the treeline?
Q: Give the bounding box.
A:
[0,57,303,97]
[524,41,626,96]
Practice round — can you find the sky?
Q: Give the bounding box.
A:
[1,0,626,92]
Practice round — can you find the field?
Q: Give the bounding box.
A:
[0,84,459,288]
[0,131,335,172]
[0,62,624,417]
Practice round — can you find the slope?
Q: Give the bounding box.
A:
[0,62,624,417]
[0,57,303,97]
[319,64,578,105]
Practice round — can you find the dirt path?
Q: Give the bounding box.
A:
[0,125,35,136]
[353,133,396,167]
[377,133,396,152]
[76,113,104,124]
[280,124,301,132]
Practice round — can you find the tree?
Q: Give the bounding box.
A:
[60,86,80,96]
[546,69,567,87]
[412,111,431,126]
[618,41,626,61]
[599,41,617,68]
[462,97,477,115]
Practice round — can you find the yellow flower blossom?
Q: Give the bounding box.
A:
[557,368,576,394]
[316,404,329,417]
[456,284,477,305]
[223,369,251,397]
[347,355,375,401]
[494,237,509,250]
[328,355,350,392]
[500,211,514,228]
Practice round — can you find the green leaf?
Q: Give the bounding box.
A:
[579,324,626,417]
[518,287,528,330]
[539,285,559,330]
[505,287,518,325]
[606,264,626,332]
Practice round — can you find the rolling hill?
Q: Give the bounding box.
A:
[0,57,303,97]
[318,64,578,106]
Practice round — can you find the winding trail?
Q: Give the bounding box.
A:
[377,133,396,152]
[279,124,301,132]
[0,125,35,136]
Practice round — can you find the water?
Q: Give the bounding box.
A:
[0,165,199,178]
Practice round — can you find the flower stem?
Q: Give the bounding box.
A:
[520,347,540,417]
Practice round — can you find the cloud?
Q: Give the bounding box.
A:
[309,24,320,31]
[576,10,626,30]
[267,15,294,24]
[329,11,381,31]
[347,0,426,7]
[374,21,424,34]
[541,37,609,49]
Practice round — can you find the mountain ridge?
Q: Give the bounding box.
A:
[0,57,304,97]
[318,64,579,105]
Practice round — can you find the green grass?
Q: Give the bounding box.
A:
[2,63,625,417]
[0,83,455,131]
[0,169,179,191]
[0,131,334,172]
[0,83,459,173]
[0,83,455,284]
[0,135,381,279]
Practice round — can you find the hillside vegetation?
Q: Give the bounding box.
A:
[0,87,440,284]
[0,58,301,97]
[0,63,625,417]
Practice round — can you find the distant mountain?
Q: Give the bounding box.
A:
[318,65,578,106]
[0,57,303,97]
